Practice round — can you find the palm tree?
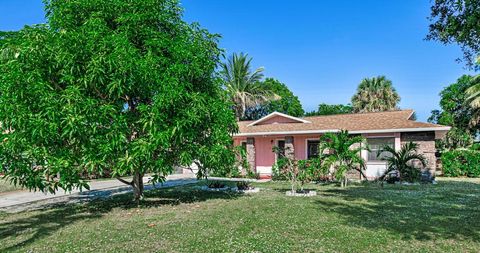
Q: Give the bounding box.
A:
[351,76,400,113]
[466,75,480,106]
[319,130,368,187]
[220,52,278,120]
[378,142,427,184]
[466,75,480,127]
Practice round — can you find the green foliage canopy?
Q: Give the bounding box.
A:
[305,103,353,116]
[442,149,480,177]
[351,76,400,113]
[220,52,279,120]
[0,0,237,201]
[427,0,480,67]
[244,78,304,120]
[261,78,304,117]
[428,75,478,149]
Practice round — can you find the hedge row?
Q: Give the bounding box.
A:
[442,150,480,177]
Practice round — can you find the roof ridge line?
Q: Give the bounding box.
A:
[301,109,414,119]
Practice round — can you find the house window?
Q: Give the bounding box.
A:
[367,138,394,161]
[307,140,320,159]
[276,140,286,159]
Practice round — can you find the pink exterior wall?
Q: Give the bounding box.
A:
[233,132,403,169]
[233,134,322,168]
[233,130,438,179]
[293,135,321,160]
[257,115,300,125]
[254,137,275,166]
[233,137,246,146]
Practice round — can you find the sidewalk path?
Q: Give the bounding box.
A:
[0,174,197,213]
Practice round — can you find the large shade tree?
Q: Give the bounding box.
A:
[262,78,304,117]
[305,103,353,116]
[466,75,480,116]
[220,52,278,120]
[0,0,237,202]
[430,75,479,149]
[427,0,480,68]
[351,76,400,113]
[244,78,304,120]
[427,1,480,116]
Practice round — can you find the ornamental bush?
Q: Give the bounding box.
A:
[442,150,480,177]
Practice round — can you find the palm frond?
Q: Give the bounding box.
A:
[466,76,480,108]
[220,53,280,119]
[351,76,400,113]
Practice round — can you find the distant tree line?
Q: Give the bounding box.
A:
[221,54,403,121]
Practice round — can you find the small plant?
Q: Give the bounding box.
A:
[236,181,253,191]
[230,145,259,179]
[246,169,260,179]
[319,130,369,187]
[379,142,427,184]
[208,181,226,189]
[297,160,315,192]
[273,146,317,193]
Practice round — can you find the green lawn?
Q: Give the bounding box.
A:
[1,178,480,252]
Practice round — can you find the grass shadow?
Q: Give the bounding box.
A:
[314,180,480,242]
[0,183,242,251]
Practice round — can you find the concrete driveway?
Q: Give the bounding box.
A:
[0,174,197,213]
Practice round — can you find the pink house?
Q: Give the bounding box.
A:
[233,110,450,179]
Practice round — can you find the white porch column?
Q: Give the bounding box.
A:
[285,136,295,159]
[246,137,256,173]
[394,132,401,151]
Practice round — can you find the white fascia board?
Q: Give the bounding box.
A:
[247,111,311,127]
[234,129,340,137]
[233,126,451,137]
[348,127,451,134]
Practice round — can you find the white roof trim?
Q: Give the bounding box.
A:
[234,129,340,137]
[349,127,451,134]
[233,126,451,137]
[247,111,311,127]
[406,110,415,120]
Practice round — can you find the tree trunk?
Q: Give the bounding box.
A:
[241,103,246,120]
[355,167,368,181]
[132,171,144,204]
[340,176,348,188]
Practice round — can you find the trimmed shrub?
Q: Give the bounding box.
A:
[442,150,480,177]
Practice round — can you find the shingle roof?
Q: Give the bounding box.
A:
[236,110,450,136]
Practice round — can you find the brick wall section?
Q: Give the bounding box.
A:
[285,136,295,159]
[246,137,256,174]
[400,131,436,174]
[346,142,362,179]
[346,169,361,180]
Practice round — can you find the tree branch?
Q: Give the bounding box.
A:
[116,177,133,186]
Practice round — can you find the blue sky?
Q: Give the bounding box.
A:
[0,0,474,121]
